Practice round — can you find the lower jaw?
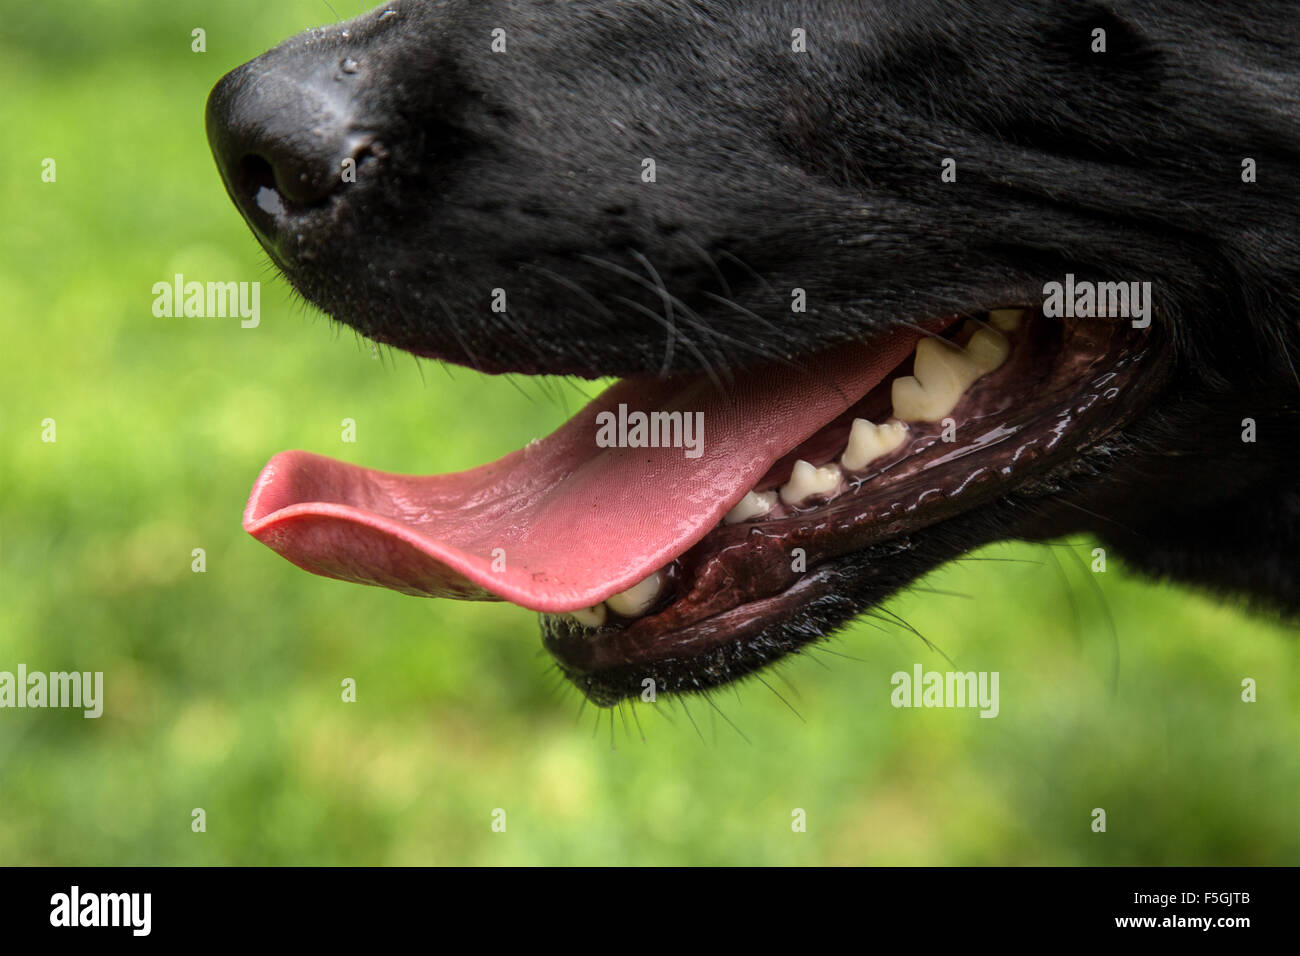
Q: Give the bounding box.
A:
[542,309,1164,705]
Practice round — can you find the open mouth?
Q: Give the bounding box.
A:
[244,307,1157,705]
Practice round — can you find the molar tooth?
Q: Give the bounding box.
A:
[913,336,980,391]
[724,489,778,525]
[891,338,976,421]
[890,374,948,421]
[567,603,607,628]
[988,308,1026,332]
[891,327,1012,422]
[606,571,664,618]
[841,418,908,471]
[964,325,1010,374]
[779,459,843,506]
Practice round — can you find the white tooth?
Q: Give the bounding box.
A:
[891,338,975,421]
[988,308,1026,333]
[891,327,1011,422]
[606,571,664,618]
[567,603,607,628]
[724,489,778,525]
[840,418,908,471]
[915,335,980,390]
[890,375,946,421]
[964,326,1010,374]
[779,459,843,506]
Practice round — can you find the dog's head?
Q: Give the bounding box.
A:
[208,0,1300,704]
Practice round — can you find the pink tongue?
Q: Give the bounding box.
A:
[244,332,923,612]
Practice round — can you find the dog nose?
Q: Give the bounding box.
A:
[206,54,372,226]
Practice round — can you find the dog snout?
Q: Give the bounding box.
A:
[206,49,376,239]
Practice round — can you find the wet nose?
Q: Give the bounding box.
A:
[206,52,373,229]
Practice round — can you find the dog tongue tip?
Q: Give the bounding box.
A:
[241,448,730,612]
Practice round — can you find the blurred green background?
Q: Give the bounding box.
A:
[2,0,1296,865]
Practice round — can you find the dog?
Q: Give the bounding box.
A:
[206,0,1300,706]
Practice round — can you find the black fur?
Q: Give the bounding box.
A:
[208,0,1300,685]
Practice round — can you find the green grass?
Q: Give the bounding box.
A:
[1,0,1296,865]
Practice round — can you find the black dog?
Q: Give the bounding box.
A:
[207,0,1300,705]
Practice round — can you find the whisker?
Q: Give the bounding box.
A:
[754,674,804,722]
[628,699,647,743]
[701,691,751,744]
[909,585,974,599]
[678,695,706,742]
[812,644,870,664]
[715,248,775,295]
[612,295,727,394]
[680,233,733,298]
[876,606,955,667]
[580,253,678,373]
[697,291,806,371]
[897,319,964,349]
[627,249,680,373]
[1062,540,1121,694]
[519,262,616,318]
[1054,498,1146,539]
[431,292,482,372]
[578,253,794,374]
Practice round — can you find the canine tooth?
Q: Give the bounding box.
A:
[779,459,843,505]
[988,308,1026,332]
[567,603,607,628]
[841,418,908,471]
[891,328,1011,422]
[724,489,778,524]
[606,571,664,618]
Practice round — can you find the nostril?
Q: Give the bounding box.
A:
[237,153,289,217]
[240,154,277,193]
